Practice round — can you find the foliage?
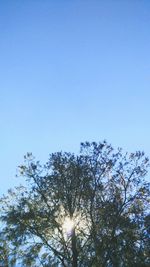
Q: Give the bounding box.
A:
[0,141,150,267]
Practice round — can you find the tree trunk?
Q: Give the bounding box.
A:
[71,228,78,267]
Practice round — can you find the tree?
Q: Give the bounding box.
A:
[0,141,150,267]
[0,231,16,267]
[0,237,9,267]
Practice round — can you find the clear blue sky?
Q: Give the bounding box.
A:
[0,0,150,195]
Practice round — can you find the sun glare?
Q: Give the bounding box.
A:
[62,217,74,236]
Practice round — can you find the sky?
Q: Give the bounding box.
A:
[0,0,150,195]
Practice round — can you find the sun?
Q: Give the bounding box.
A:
[62,217,74,236]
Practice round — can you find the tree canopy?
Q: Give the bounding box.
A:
[0,141,150,267]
